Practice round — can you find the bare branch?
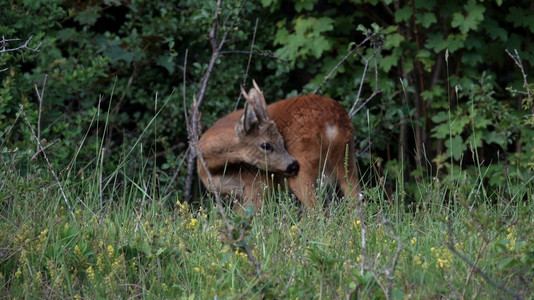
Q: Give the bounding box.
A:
[234,18,259,111]
[20,104,75,220]
[34,74,48,153]
[184,0,248,202]
[349,37,383,118]
[30,138,60,160]
[357,196,367,277]
[382,220,404,300]
[0,35,42,54]
[183,0,262,278]
[505,49,533,116]
[313,32,375,95]
[446,219,523,300]
[220,50,287,63]
[163,147,190,197]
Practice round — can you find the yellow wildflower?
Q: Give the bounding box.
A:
[87,266,95,282]
[107,245,114,258]
[185,218,198,230]
[414,254,423,265]
[74,245,82,258]
[235,250,248,260]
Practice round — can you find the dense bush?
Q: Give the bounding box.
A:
[1,0,532,201]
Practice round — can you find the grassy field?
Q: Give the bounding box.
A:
[1,144,533,299]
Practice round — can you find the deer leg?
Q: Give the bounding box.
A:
[224,170,267,212]
[335,158,361,201]
[288,171,318,208]
[209,173,245,199]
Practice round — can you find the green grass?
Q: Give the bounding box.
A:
[1,149,533,299]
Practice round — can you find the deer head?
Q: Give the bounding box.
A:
[235,80,299,176]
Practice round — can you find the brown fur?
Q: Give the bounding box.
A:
[198,86,361,209]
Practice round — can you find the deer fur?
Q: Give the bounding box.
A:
[197,81,361,209]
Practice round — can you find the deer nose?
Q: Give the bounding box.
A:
[285,160,299,176]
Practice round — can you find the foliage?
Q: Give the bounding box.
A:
[0,151,532,298]
[1,0,533,199]
[2,0,534,297]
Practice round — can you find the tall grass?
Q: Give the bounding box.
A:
[1,95,533,299]
[1,148,532,298]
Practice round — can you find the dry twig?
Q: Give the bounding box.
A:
[0,35,42,53]
[234,17,259,111]
[505,49,533,116]
[182,0,263,278]
[20,104,75,219]
[446,218,523,300]
[313,32,376,95]
[349,36,383,118]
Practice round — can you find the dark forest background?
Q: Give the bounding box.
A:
[1,0,533,202]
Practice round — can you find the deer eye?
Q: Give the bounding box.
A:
[260,143,273,152]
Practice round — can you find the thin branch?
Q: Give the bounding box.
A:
[446,219,522,300]
[313,33,375,95]
[220,50,287,62]
[20,104,75,220]
[349,90,382,118]
[183,49,190,132]
[461,239,490,299]
[0,35,43,53]
[184,0,249,201]
[234,18,259,111]
[34,74,48,153]
[163,146,190,196]
[283,255,299,294]
[505,48,533,116]
[358,194,367,276]
[382,220,404,300]
[349,37,383,118]
[31,138,60,160]
[183,0,262,278]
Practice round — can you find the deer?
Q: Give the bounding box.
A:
[197,80,361,210]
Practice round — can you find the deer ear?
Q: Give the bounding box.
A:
[249,80,269,121]
[235,102,258,137]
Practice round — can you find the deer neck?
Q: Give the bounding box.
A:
[200,131,245,172]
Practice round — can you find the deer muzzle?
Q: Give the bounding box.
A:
[285,160,300,176]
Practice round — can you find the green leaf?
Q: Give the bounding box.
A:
[426,33,464,53]
[415,0,436,10]
[384,32,405,50]
[506,6,534,33]
[295,0,316,12]
[449,116,470,136]
[74,6,100,26]
[274,16,333,64]
[451,0,485,34]
[497,257,515,270]
[156,55,175,74]
[394,6,412,23]
[483,131,508,148]
[483,19,508,42]
[466,131,483,148]
[445,135,466,161]
[418,12,437,28]
[380,54,398,73]
[417,49,435,71]
[461,52,483,66]
[431,111,449,123]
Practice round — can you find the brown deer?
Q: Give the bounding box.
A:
[197,81,361,210]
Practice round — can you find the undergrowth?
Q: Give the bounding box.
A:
[1,144,532,298]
